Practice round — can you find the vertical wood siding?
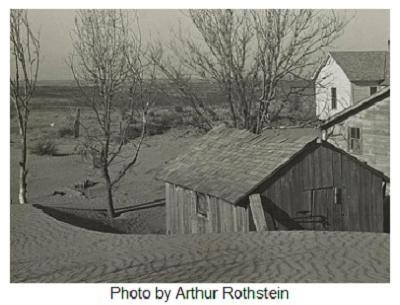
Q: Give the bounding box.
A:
[165,142,385,234]
[165,183,249,234]
[260,145,384,232]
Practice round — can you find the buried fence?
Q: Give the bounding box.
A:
[34,198,166,234]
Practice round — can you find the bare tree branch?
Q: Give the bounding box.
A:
[70,10,151,218]
[10,9,40,204]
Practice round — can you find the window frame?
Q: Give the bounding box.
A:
[348,127,362,154]
[370,86,378,95]
[196,193,208,218]
[331,87,337,110]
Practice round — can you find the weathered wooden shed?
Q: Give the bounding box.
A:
[157,125,389,234]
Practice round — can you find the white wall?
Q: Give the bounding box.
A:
[315,56,353,120]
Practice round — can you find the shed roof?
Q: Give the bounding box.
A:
[158,125,389,205]
[330,51,389,82]
[320,86,390,129]
[157,125,318,204]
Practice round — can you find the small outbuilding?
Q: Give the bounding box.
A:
[157,125,389,234]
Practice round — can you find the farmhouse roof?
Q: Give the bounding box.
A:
[320,86,390,129]
[157,125,319,204]
[329,51,389,82]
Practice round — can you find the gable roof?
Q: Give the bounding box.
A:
[157,125,319,204]
[320,86,390,129]
[329,51,389,82]
[158,125,389,205]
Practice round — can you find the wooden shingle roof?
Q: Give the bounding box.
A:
[157,125,318,204]
[330,51,389,82]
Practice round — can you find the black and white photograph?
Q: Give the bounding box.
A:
[5,2,394,299]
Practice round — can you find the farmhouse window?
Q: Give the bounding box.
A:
[348,127,361,154]
[331,87,337,109]
[196,193,208,218]
[370,86,378,95]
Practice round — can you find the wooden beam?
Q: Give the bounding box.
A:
[249,193,268,231]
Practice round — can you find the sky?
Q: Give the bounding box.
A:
[24,9,390,81]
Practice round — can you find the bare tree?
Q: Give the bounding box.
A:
[70,10,150,218]
[151,9,258,130]
[251,9,347,133]
[10,10,40,204]
[151,9,347,133]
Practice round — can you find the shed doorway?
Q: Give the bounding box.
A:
[297,187,344,231]
[311,187,344,231]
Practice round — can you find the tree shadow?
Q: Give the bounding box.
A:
[261,196,304,230]
[259,196,327,231]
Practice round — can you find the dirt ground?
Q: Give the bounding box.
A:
[10,204,389,283]
[10,107,198,210]
[10,105,200,236]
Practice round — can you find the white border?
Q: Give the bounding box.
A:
[1,1,398,304]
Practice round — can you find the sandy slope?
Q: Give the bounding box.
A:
[10,205,389,283]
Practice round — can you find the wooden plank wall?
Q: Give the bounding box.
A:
[166,143,385,234]
[261,145,384,232]
[165,183,249,234]
[249,194,268,231]
[327,96,389,178]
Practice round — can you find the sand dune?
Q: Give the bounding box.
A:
[10,205,389,283]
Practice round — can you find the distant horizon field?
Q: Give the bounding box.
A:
[29,79,227,109]
[28,78,316,123]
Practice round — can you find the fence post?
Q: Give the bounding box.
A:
[74,107,80,138]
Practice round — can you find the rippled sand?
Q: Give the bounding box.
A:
[10,205,389,283]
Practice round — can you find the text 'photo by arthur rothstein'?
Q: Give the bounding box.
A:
[10,9,389,283]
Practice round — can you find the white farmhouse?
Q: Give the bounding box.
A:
[315,51,389,120]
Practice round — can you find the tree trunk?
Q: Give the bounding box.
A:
[103,163,115,218]
[227,83,237,128]
[105,180,115,218]
[74,107,80,138]
[18,131,28,204]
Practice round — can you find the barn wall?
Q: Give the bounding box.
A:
[260,145,385,232]
[165,183,249,234]
[326,96,389,178]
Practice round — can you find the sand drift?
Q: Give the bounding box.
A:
[10,204,389,283]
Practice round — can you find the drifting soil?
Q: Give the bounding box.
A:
[35,202,166,234]
[11,204,389,283]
